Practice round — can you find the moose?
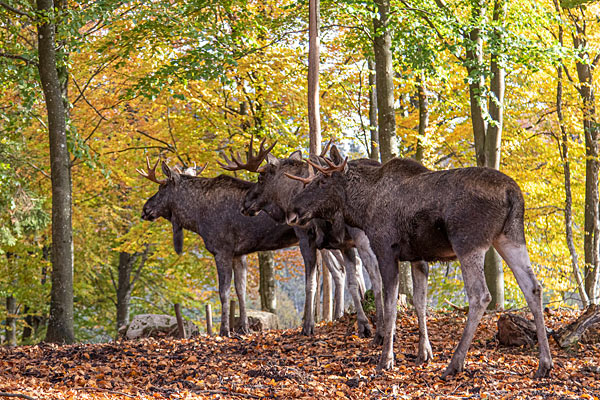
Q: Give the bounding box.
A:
[138,150,299,335]
[285,146,553,379]
[220,143,385,340]
[138,140,355,336]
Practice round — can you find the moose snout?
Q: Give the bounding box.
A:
[141,208,155,221]
[286,211,299,226]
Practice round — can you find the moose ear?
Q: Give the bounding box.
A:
[289,150,303,161]
[162,161,180,184]
[329,145,343,164]
[266,153,280,166]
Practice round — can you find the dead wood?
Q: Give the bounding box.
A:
[497,313,538,347]
[552,305,600,348]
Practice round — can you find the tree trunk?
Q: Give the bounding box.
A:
[368,58,379,161]
[116,248,149,331]
[308,0,321,155]
[465,0,487,169]
[38,0,75,344]
[554,13,589,306]
[5,296,17,347]
[373,0,395,162]
[578,70,600,305]
[415,74,428,162]
[572,27,600,304]
[258,251,276,314]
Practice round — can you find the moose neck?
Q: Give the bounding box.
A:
[338,165,378,230]
[169,175,251,235]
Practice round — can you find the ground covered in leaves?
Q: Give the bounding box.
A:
[1,309,599,399]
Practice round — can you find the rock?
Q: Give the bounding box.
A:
[235,310,279,332]
[122,314,198,340]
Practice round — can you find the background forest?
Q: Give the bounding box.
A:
[1,0,599,345]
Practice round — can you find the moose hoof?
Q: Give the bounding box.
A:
[441,362,463,380]
[357,322,373,338]
[237,324,250,335]
[416,342,433,365]
[534,362,553,379]
[376,354,394,371]
[219,328,231,337]
[371,332,384,346]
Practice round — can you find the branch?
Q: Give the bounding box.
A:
[136,130,175,151]
[0,392,36,400]
[70,74,107,120]
[0,52,36,66]
[0,1,32,19]
[102,145,173,156]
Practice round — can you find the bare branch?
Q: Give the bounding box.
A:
[0,52,36,66]
[0,1,32,18]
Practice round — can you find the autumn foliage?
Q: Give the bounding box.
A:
[1,309,599,399]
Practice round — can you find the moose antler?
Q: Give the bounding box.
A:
[320,139,332,157]
[177,162,208,177]
[137,156,167,184]
[284,164,316,186]
[218,134,277,172]
[306,156,348,176]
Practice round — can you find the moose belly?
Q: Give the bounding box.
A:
[392,214,456,262]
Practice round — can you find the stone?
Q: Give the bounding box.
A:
[235,310,279,332]
[122,314,198,340]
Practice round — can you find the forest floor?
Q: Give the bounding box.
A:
[1,309,599,400]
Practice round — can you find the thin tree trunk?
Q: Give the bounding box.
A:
[558,65,589,307]
[482,0,506,310]
[38,0,74,344]
[373,0,395,162]
[368,58,379,161]
[571,24,600,304]
[465,0,487,169]
[308,0,321,155]
[258,251,276,313]
[5,296,17,347]
[116,248,149,331]
[415,74,428,162]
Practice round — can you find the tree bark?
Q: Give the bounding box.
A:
[38,0,75,344]
[258,251,276,314]
[554,10,589,306]
[5,296,17,347]
[116,248,149,331]
[308,0,321,155]
[373,0,395,162]
[368,58,379,161]
[571,19,600,304]
[465,0,487,169]
[415,74,428,162]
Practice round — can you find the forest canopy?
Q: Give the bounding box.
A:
[1,0,599,343]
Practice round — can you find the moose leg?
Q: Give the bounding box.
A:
[343,248,373,338]
[322,250,345,319]
[442,249,490,379]
[215,253,234,336]
[298,234,318,335]
[349,227,385,345]
[494,235,553,378]
[376,253,399,371]
[233,256,249,334]
[411,261,433,364]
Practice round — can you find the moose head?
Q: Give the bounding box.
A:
[285,146,348,227]
[138,156,206,254]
